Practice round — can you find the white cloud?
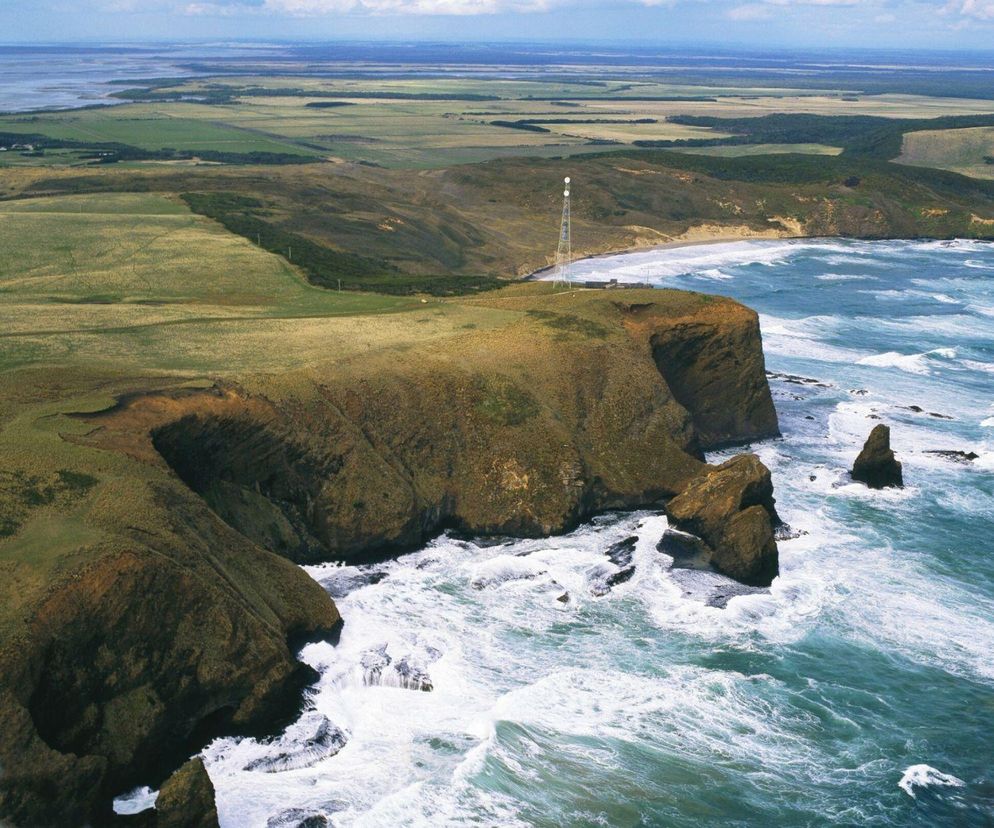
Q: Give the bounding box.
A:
[945,0,994,18]
[260,0,566,13]
[727,3,772,19]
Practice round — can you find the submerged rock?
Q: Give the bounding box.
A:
[851,424,903,489]
[657,528,711,568]
[321,568,388,599]
[925,449,979,464]
[244,713,347,774]
[360,645,392,685]
[394,658,434,692]
[360,645,434,691]
[668,567,770,609]
[267,808,332,828]
[155,758,219,828]
[606,536,637,569]
[665,454,780,587]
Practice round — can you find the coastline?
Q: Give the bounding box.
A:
[524,230,805,281]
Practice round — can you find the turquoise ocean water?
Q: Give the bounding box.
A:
[186,239,994,827]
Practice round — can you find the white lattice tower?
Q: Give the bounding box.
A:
[553,176,572,287]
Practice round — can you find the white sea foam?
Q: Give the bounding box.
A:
[760,314,866,364]
[558,239,801,284]
[898,765,966,799]
[815,272,874,282]
[112,786,157,816]
[856,347,957,375]
[969,303,994,318]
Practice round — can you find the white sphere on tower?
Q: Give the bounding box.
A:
[564,177,571,184]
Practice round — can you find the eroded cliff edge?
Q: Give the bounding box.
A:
[0,286,780,825]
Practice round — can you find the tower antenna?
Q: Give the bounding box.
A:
[554,176,572,288]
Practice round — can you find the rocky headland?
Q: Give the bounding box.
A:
[0,285,781,825]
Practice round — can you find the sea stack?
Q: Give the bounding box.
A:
[852,424,903,489]
[665,454,781,587]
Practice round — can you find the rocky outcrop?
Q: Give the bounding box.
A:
[851,424,903,488]
[155,758,219,828]
[665,454,781,587]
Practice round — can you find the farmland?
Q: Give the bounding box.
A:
[3,72,994,170]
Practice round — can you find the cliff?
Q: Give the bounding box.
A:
[0,285,779,825]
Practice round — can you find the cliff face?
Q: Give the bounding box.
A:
[649,310,780,449]
[93,289,779,566]
[0,286,779,826]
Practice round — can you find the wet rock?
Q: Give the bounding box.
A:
[606,567,635,589]
[657,529,711,569]
[556,592,570,604]
[360,645,392,685]
[851,424,903,489]
[925,450,980,464]
[155,758,218,828]
[267,809,330,828]
[668,567,769,609]
[394,658,433,692]
[321,569,388,599]
[904,405,954,420]
[244,713,347,773]
[767,371,831,388]
[587,559,635,596]
[666,454,780,587]
[774,522,807,541]
[606,535,637,568]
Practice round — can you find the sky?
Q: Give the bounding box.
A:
[2,0,993,50]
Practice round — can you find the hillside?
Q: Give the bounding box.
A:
[8,147,994,296]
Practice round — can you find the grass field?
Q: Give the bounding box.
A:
[0,192,452,374]
[898,126,994,179]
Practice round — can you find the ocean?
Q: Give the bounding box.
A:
[120,238,994,826]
